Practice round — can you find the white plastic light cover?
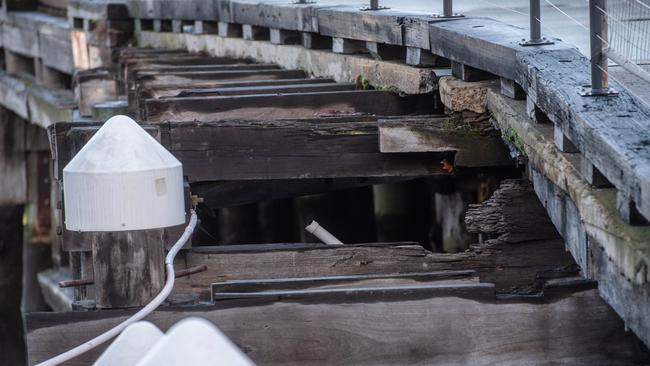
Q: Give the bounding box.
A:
[63,115,185,231]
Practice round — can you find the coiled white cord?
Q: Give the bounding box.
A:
[36,209,198,366]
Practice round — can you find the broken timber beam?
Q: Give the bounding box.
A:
[50,118,451,183]
[378,117,513,168]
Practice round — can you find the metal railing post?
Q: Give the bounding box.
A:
[581,0,618,96]
[520,0,554,46]
[434,0,463,18]
[443,0,453,17]
[361,0,388,11]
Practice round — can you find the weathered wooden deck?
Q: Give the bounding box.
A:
[0,0,649,365]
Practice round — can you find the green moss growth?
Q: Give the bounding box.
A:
[355,75,371,90]
[441,114,485,136]
[503,127,526,156]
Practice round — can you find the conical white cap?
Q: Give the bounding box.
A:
[63,115,185,231]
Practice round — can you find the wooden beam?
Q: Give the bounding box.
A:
[146,78,336,99]
[172,82,355,98]
[25,287,646,366]
[378,117,513,168]
[142,90,433,122]
[166,118,446,181]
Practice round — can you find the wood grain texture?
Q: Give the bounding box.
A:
[25,288,650,365]
[91,230,165,308]
[142,90,433,122]
[378,117,513,167]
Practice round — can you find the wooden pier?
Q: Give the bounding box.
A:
[0,0,649,365]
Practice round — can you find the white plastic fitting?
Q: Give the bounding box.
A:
[305,220,343,245]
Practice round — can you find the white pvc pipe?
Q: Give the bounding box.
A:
[305,220,343,245]
[36,210,198,366]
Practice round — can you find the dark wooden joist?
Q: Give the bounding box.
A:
[172,81,355,98]
[428,17,570,82]
[147,78,336,99]
[49,117,449,183]
[142,90,433,122]
[148,119,442,181]
[135,68,306,87]
[210,270,479,296]
[131,68,308,115]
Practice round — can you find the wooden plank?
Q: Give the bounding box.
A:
[38,33,74,74]
[0,71,75,129]
[132,69,308,114]
[135,31,440,94]
[378,117,513,167]
[230,1,320,32]
[172,79,342,97]
[143,78,335,99]
[2,23,39,57]
[212,282,495,302]
[167,82,356,97]
[142,90,433,122]
[50,117,447,182]
[210,270,478,294]
[25,288,649,366]
[318,6,426,46]
[91,230,165,308]
[135,69,306,89]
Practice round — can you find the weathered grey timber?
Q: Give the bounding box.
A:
[465,179,559,244]
[171,82,356,97]
[0,71,75,129]
[143,77,340,99]
[36,268,74,312]
[135,31,442,94]
[127,0,218,21]
[210,270,478,295]
[2,11,73,74]
[487,88,650,346]
[26,288,649,366]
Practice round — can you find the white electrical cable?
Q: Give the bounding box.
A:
[36,209,198,366]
